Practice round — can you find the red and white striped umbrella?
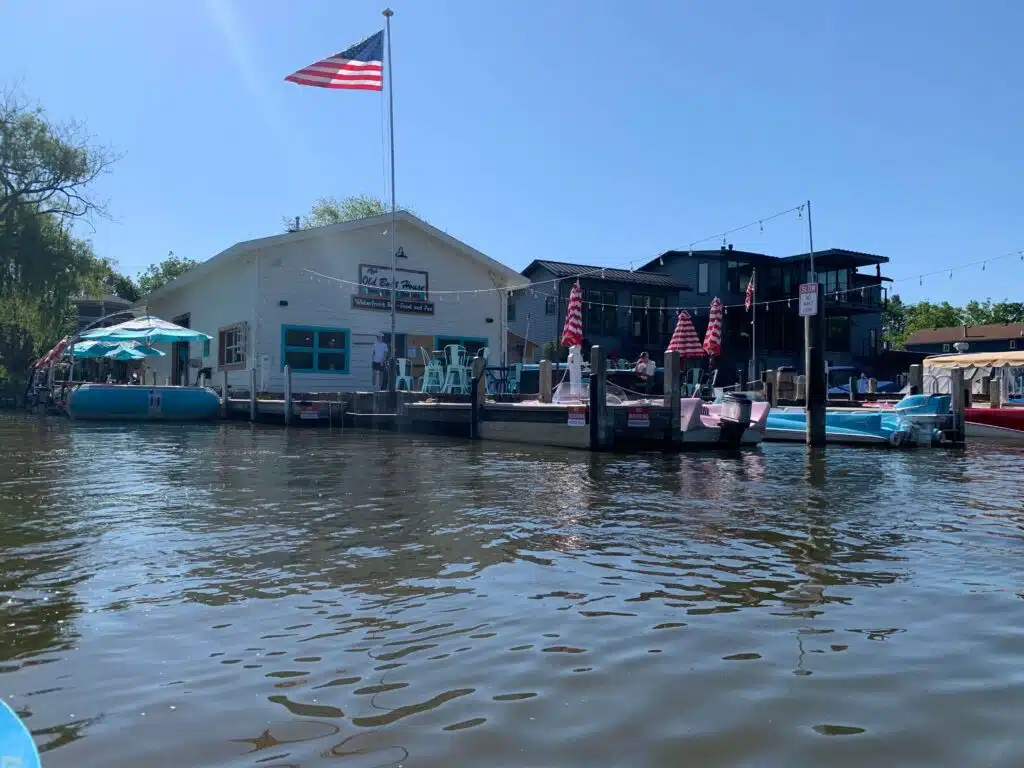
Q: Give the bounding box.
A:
[666,311,704,358]
[702,298,723,357]
[561,280,583,347]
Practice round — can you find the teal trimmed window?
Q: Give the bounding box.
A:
[281,325,350,374]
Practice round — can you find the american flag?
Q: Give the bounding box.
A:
[285,30,384,91]
[745,269,755,311]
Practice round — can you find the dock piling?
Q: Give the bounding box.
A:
[849,376,858,403]
[795,374,806,403]
[249,368,257,422]
[283,365,292,425]
[908,364,923,395]
[999,372,1010,407]
[539,360,553,404]
[868,378,877,395]
[663,351,681,445]
[589,345,611,451]
[470,355,486,440]
[950,367,966,445]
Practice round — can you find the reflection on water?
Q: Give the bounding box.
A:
[2,413,1024,766]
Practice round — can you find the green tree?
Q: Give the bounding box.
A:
[0,87,121,388]
[284,194,409,231]
[1,87,116,293]
[962,298,1024,325]
[136,251,198,296]
[882,293,908,348]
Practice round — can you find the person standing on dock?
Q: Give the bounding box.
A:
[372,333,389,390]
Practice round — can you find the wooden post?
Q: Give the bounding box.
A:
[470,355,485,440]
[249,368,257,422]
[765,379,774,407]
[774,370,783,407]
[908,364,923,395]
[849,376,858,403]
[999,372,1010,407]
[867,378,877,395]
[950,367,966,445]
[539,360,553,404]
[663,351,681,445]
[988,377,1000,405]
[805,299,827,447]
[472,355,486,406]
[589,345,610,451]
[283,364,292,425]
[795,374,806,403]
[220,370,229,419]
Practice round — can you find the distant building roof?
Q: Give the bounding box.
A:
[641,247,889,271]
[73,294,133,306]
[781,248,889,268]
[523,259,692,290]
[904,322,1024,347]
[641,248,775,271]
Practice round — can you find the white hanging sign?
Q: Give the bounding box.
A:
[567,406,586,426]
[798,283,819,317]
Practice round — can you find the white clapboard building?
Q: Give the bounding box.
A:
[141,211,528,393]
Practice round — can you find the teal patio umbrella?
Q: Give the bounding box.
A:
[82,315,212,344]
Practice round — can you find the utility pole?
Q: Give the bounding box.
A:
[803,200,827,446]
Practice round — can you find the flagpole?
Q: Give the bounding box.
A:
[750,267,757,384]
[383,7,397,390]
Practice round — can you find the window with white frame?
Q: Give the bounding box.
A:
[943,343,951,352]
[1010,340,1017,350]
[218,323,247,369]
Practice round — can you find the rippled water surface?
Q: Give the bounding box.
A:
[2,413,1024,767]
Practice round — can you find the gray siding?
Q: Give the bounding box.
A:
[509,265,560,358]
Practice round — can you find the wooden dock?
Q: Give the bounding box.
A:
[221,348,759,452]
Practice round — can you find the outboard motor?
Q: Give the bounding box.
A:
[719,392,752,447]
[892,393,950,446]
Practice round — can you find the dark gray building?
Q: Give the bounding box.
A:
[508,260,692,362]
[640,246,890,378]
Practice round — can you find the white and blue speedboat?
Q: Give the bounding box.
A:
[765,394,951,447]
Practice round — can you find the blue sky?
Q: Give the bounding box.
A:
[3,0,1022,304]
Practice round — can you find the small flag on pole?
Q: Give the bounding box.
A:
[285,30,384,91]
[745,270,755,311]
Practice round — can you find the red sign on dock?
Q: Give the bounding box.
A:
[567,406,586,426]
[627,407,650,428]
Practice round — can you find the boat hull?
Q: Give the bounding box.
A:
[68,384,220,421]
[966,407,1024,443]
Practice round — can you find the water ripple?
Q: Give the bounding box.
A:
[2,414,1024,766]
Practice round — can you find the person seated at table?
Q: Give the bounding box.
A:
[634,352,656,380]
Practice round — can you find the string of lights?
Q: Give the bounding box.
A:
[301,215,1024,314]
[302,202,808,298]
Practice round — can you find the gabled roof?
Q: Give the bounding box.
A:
[523,259,692,290]
[904,322,1024,347]
[642,247,890,271]
[143,210,528,302]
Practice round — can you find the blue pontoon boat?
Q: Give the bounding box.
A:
[764,394,951,447]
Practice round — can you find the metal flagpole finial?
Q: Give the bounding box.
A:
[382,8,393,16]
